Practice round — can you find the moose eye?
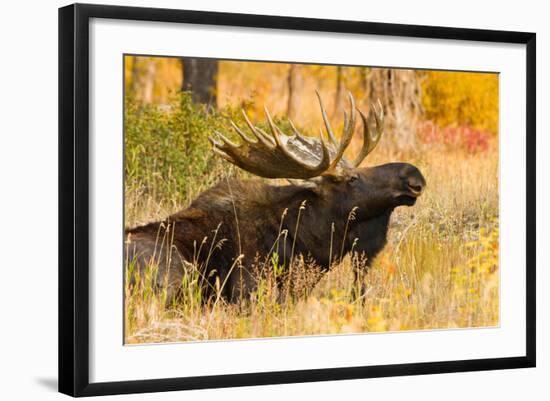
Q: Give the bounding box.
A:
[348,175,359,183]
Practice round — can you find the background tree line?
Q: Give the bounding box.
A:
[126,56,498,152]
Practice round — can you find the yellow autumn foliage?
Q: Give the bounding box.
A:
[124,55,499,137]
[124,56,182,104]
[421,71,499,134]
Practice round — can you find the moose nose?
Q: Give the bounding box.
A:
[406,178,424,195]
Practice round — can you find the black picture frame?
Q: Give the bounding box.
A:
[58,3,536,397]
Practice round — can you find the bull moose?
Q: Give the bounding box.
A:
[126,92,426,303]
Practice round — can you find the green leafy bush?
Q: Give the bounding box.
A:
[125,92,237,209]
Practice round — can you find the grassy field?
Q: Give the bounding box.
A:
[124,104,499,343]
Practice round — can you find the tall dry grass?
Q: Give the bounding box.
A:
[124,139,499,343]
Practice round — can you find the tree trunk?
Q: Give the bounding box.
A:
[181,58,218,107]
[333,66,345,117]
[361,67,371,99]
[364,68,423,150]
[130,57,156,104]
[287,64,302,121]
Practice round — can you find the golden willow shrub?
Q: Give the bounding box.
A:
[421,71,499,135]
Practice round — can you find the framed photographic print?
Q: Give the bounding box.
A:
[58,3,536,397]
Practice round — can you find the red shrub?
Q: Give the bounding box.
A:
[418,121,490,154]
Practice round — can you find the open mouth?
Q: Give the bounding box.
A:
[395,194,419,206]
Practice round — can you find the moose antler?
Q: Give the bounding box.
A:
[209,92,384,179]
[353,99,384,167]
